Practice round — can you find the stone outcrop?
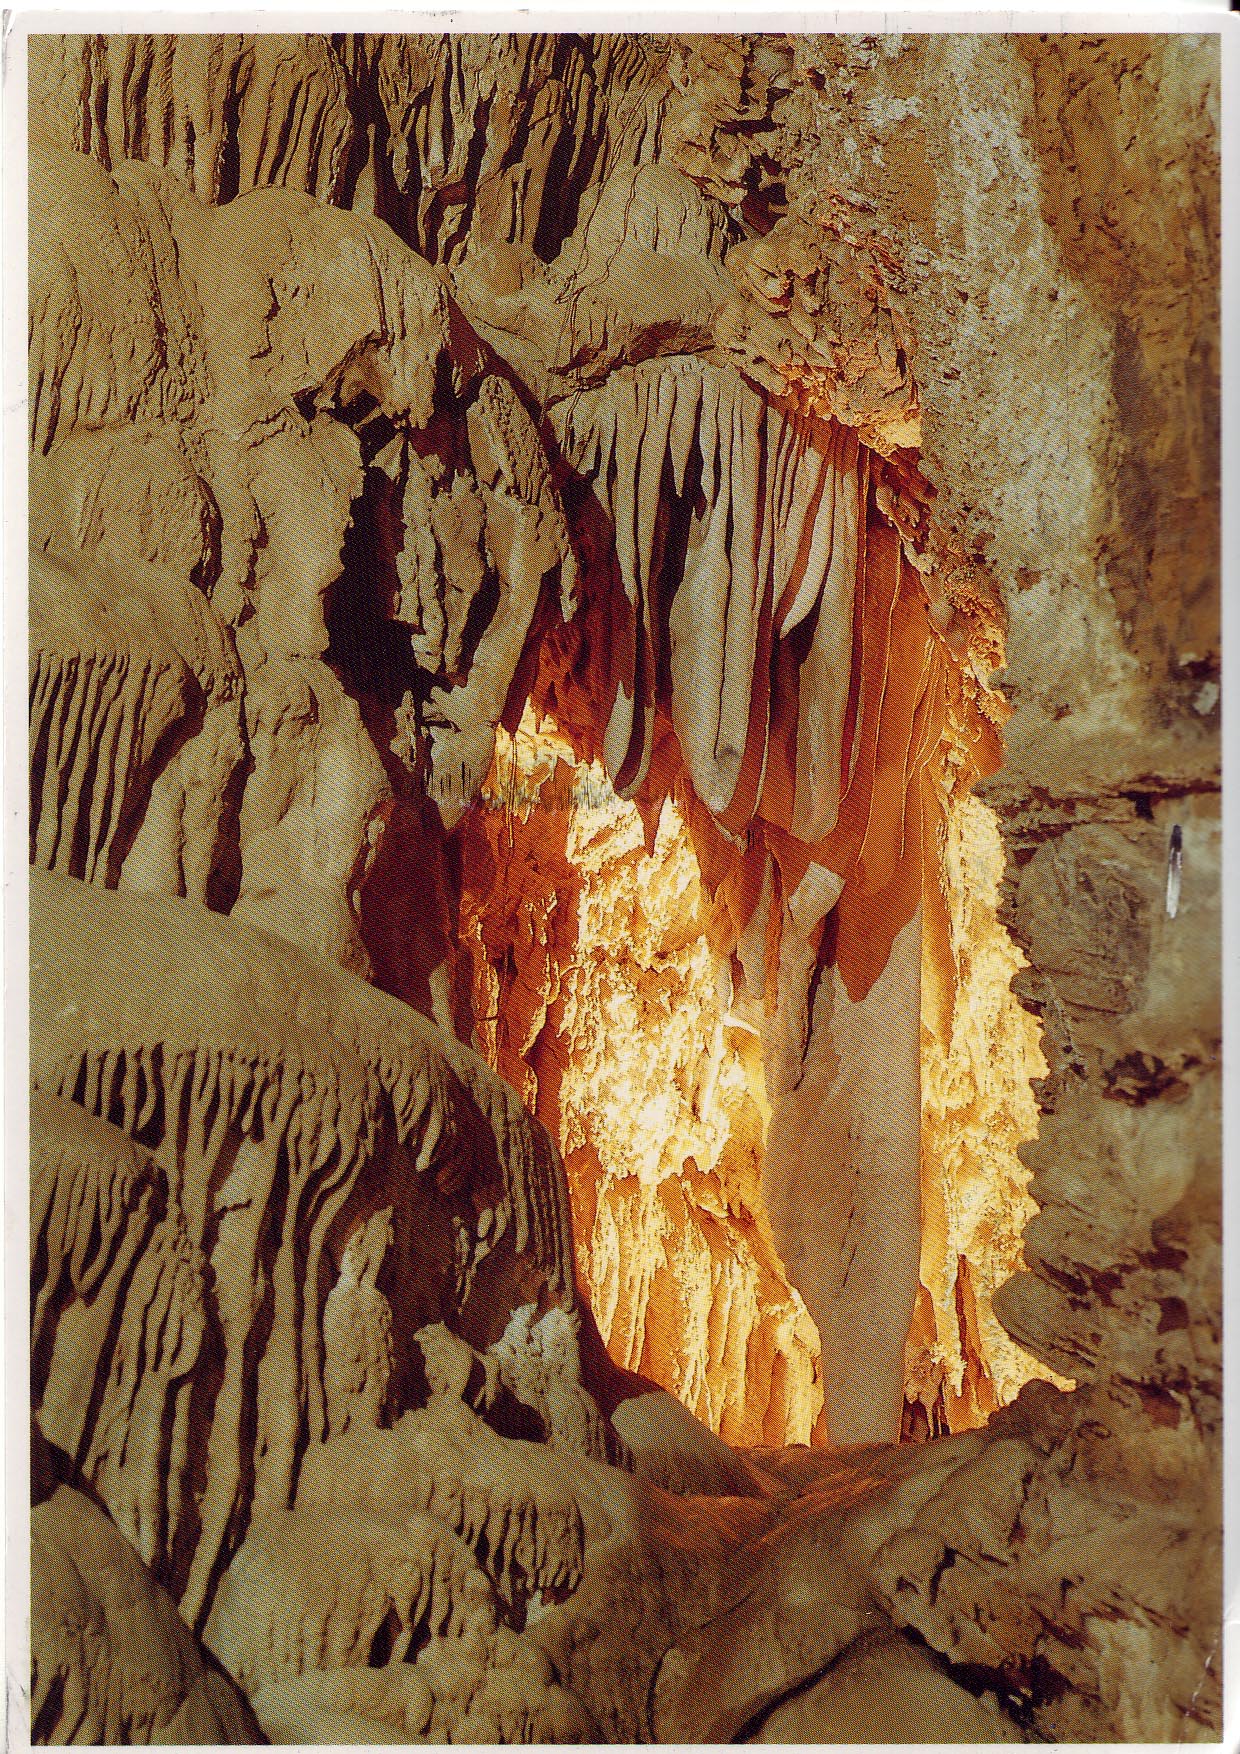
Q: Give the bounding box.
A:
[25,27,1219,1746]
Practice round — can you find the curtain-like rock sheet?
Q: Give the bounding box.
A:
[31,33,668,265]
[30,35,358,205]
[553,358,863,843]
[549,355,950,1001]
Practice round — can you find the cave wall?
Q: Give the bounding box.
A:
[26,28,1220,1745]
[774,33,1221,1738]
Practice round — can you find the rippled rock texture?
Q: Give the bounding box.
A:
[27,29,1219,1744]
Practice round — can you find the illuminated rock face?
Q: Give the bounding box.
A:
[456,711,1062,1450]
[27,29,1219,1746]
[911,791,1069,1435]
[460,708,824,1447]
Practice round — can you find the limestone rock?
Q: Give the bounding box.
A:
[720,213,920,447]
[610,1389,768,1498]
[25,27,1220,1748]
[459,710,824,1446]
[29,519,244,907]
[748,1628,1022,1743]
[912,789,1069,1434]
[30,869,584,1627]
[31,34,358,204]
[32,1482,262,1745]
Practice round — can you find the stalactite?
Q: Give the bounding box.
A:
[552,357,861,829]
[25,29,1220,1747]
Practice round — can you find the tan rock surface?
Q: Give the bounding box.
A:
[32,1462,261,1745]
[748,1627,1022,1744]
[26,27,1219,1746]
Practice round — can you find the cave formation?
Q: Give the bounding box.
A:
[26,29,1221,1746]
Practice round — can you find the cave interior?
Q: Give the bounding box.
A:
[25,27,1221,1748]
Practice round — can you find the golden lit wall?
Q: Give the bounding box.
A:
[462,703,1062,1446]
[911,787,1071,1435]
[462,708,823,1446]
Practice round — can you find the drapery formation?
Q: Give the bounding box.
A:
[540,354,958,1439]
[547,355,953,1005]
[25,30,1221,1747]
[31,869,583,1628]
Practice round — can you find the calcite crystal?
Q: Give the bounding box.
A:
[26,28,1219,1745]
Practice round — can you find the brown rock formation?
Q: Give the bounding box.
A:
[32,1448,262,1744]
[25,27,1219,1745]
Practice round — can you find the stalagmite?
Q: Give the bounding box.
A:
[762,909,924,1444]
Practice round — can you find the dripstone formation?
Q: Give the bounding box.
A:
[27,32,1220,1744]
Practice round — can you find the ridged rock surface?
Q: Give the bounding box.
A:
[26,29,1219,1746]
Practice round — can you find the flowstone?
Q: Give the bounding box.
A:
[27,29,1220,1744]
